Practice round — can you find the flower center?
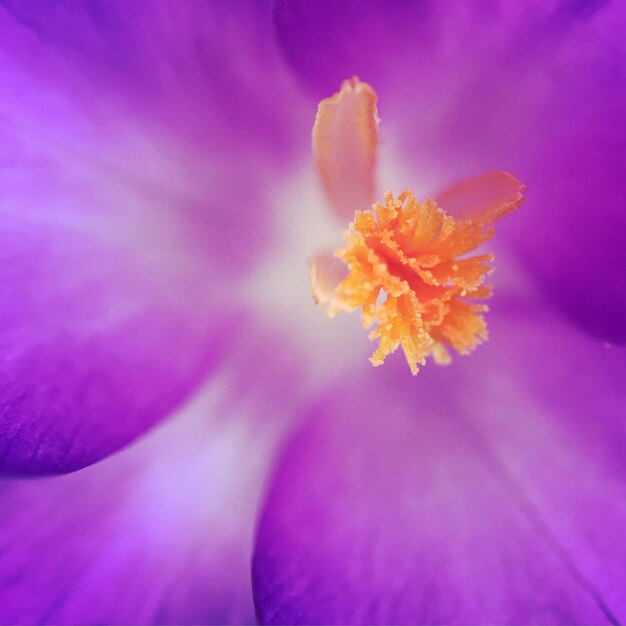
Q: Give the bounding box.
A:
[321,190,498,375]
[309,77,525,375]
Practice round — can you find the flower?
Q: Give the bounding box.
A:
[0,1,624,625]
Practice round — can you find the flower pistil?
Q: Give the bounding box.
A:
[310,78,526,375]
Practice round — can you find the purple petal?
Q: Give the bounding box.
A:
[0,325,302,624]
[274,0,626,343]
[0,1,312,473]
[0,113,230,476]
[0,216,231,476]
[505,4,626,344]
[1,0,310,273]
[1,0,305,155]
[253,301,626,624]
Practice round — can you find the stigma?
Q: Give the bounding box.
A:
[309,78,526,375]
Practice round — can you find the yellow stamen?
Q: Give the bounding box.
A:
[322,190,503,375]
[309,79,525,375]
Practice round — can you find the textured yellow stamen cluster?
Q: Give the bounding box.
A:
[327,190,497,375]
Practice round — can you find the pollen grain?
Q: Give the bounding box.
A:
[324,190,500,375]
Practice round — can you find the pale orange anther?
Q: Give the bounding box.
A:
[435,170,527,224]
[312,77,380,221]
